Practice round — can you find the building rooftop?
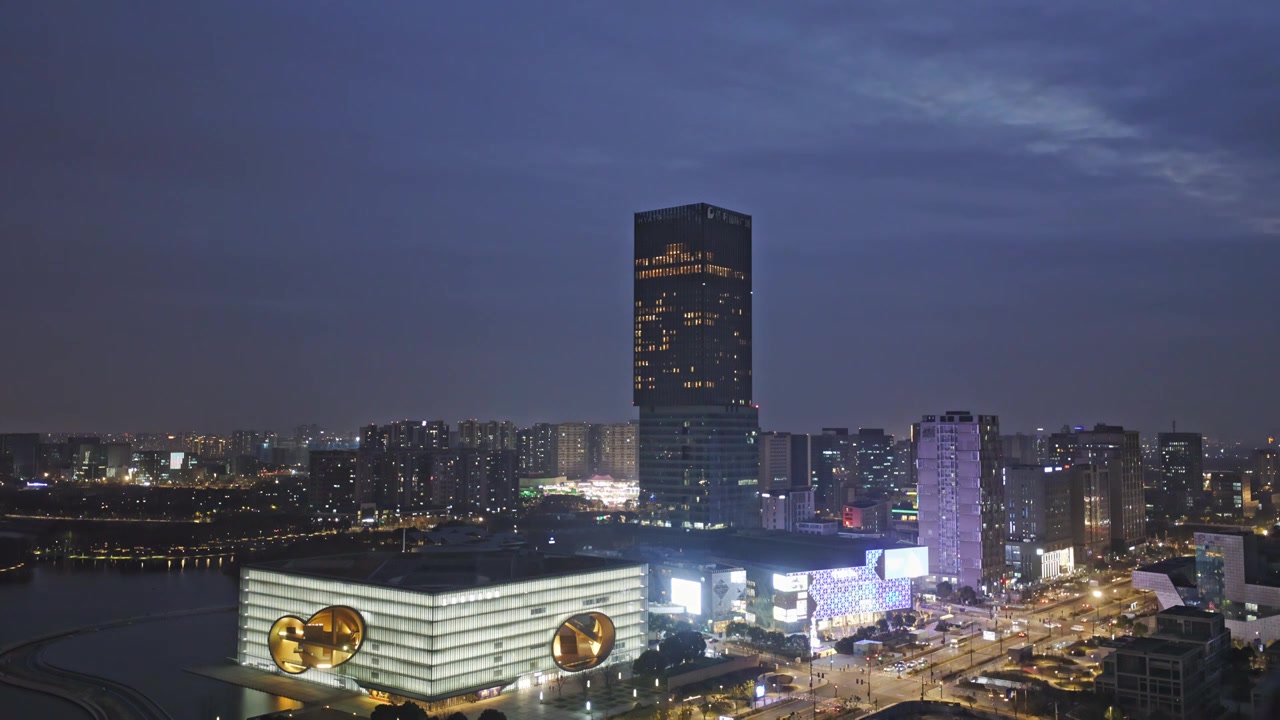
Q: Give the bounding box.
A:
[1158,605,1219,620]
[1119,637,1201,659]
[247,550,642,592]
[1135,556,1197,587]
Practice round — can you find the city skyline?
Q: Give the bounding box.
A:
[2,3,1278,440]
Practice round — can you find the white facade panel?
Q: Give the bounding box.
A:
[238,562,647,701]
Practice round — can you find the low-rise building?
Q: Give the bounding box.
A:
[1095,607,1229,720]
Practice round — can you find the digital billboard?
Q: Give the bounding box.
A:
[879,547,929,580]
[671,577,703,616]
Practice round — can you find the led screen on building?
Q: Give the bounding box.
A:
[880,547,929,580]
[671,578,703,616]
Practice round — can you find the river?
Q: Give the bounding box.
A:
[0,563,303,720]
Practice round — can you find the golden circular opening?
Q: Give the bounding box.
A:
[268,606,365,674]
[552,612,616,672]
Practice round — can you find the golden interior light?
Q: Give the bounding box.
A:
[551,612,615,672]
[268,606,365,674]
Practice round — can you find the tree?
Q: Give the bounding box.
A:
[956,586,978,606]
[936,581,954,599]
[1132,623,1148,637]
[477,711,506,720]
[634,649,669,677]
[372,702,428,720]
[725,621,750,638]
[446,713,467,720]
[660,630,707,665]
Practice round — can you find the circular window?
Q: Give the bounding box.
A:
[552,612,616,672]
[268,605,365,674]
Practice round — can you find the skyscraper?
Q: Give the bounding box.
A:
[810,428,853,515]
[1158,432,1204,519]
[855,428,894,499]
[1053,424,1145,551]
[916,411,1004,592]
[634,203,759,528]
[758,432,811,494]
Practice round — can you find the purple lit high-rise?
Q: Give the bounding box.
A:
[916,411,1005,592]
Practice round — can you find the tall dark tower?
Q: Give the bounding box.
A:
[634,203,759,528]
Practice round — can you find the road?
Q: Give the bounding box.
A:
[728,574,1142,717]
[0,605,234,720]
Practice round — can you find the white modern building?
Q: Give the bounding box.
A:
[238,550,646,702]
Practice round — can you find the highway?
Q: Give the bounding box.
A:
[0,606,234,720]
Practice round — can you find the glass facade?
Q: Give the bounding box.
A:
[638,405,759,529]
[634,204,759,529]
[633,203,752,408]
[238,562,647,701]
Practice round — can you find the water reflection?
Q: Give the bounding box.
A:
[0,564,301,720]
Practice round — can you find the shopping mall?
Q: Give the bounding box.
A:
[238,550,647,702]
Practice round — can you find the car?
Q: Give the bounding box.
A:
[1017,632,1028,638]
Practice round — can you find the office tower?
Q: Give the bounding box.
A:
[916,411,1004,592]
[518,423,557,476]
[855,428,894,499]
[555,422,589,479]
[1004,465,1076,583]
[756,432,809,492]
[1158,432,1204,518]
[1000,433,1047,465]
[1207,471,1255,520]
[1051,424,1144,551]
[810,428,853,515]
[0,433,40,482]
[593,422,638,479]
[67,436,105,481]
[634,203,758,528]
[1072,463,1112,561]
[104,442,132,480]
[308,450,358,518]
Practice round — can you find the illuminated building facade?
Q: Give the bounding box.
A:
[634,203,759,529]
[769,547,926,637]
[238,551,647,702]
[916,411,1004,592]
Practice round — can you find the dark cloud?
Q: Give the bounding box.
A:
[0,1,1276,440]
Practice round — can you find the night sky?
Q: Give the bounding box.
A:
[2,3,1277,441]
